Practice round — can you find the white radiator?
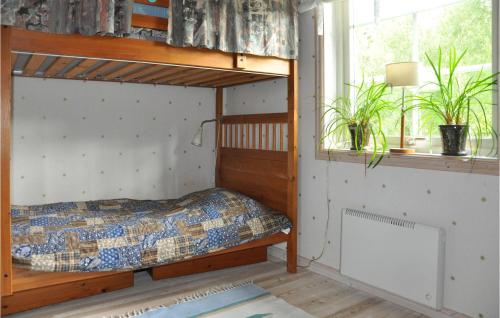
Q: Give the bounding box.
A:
[340,208,446,309]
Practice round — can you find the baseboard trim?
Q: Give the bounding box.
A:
[267,246,470,318]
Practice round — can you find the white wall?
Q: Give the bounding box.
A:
[226,11,500,318]
[12,77,216,205]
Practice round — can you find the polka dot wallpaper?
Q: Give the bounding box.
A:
[225,11,499,318]
[12,77,216,205]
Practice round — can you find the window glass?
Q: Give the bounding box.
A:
[323,0,496,156]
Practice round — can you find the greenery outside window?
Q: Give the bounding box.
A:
[317,0,500,173]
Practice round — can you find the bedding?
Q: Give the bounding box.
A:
[11,188,291,272]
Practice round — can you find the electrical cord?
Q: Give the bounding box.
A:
[298,159,332,268]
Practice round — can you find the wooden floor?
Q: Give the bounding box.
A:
[8,260,427,318]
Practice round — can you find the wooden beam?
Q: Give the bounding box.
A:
[11,268,132,293]
[63,59,100,78]
[286,60,298,274]
[102,63,146,80]
[223,113,288,124]
[84,61,122,80]
[120,64,164,81]
[1,26,12,296]
[215,88,223,186]
[151,232,287,280]
[132,14,168,31]
[44,57,74,77]
[150,247,267,280]
[11,28,290,76]
[22,54,47,76]
[2,271,133,315]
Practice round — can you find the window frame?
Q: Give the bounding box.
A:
[315,0,500,175]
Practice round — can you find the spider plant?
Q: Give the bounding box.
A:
[415,48,498,156]
[322,80,393,168]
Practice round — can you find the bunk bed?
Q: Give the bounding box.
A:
[0,2,298,315]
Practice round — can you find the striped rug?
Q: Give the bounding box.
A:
[115,281,314,318]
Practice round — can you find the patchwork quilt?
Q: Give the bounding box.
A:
[11,188,291,272]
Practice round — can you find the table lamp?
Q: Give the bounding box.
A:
[386,62,419,154]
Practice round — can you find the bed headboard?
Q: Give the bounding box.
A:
[212,63,297,273]
[216,112,289,214]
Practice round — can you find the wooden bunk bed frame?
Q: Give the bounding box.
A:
[0,24,298,315]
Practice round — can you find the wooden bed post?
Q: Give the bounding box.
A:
[287,60,298,273]
[1,25,13,296]
[215,87,223,187]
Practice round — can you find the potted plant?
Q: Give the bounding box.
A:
[323,80,393,167]
[416,48,498,156]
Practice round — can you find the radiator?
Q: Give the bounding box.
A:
[340,208,446,309]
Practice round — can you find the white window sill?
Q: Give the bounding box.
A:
[316,149,499,176]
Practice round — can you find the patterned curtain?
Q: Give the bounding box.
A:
[1,0,298,59]
[0,0,133,36]
[167,0,299,59]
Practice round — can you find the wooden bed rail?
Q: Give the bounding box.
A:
[9,28,290,77]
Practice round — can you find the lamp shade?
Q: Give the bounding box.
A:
[386,62,419,87]
[191,126,203,147]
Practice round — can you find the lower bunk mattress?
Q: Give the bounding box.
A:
[11,188,291,272]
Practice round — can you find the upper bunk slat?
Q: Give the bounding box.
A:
[64,59,100,78]
[213,74,271,87]
[159,68,208,85]
[10,28,290,76]
[12,52,283,88]
[184,71,237,86]
[197,72,241,85]
[44,57,73,77]
[120,64,165,81]
[23,55,47,76]
[172,69,213,84]
[103,63,147,81]
[84,61,123,80]
[151,68,186,84]
[135,66,174,82]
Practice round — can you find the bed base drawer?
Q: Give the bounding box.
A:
[150,246,268,280]
[1,271,133,316]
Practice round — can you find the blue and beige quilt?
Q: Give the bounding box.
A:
[11,188,291,272]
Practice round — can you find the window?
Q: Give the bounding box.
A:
[320,0,499,158]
